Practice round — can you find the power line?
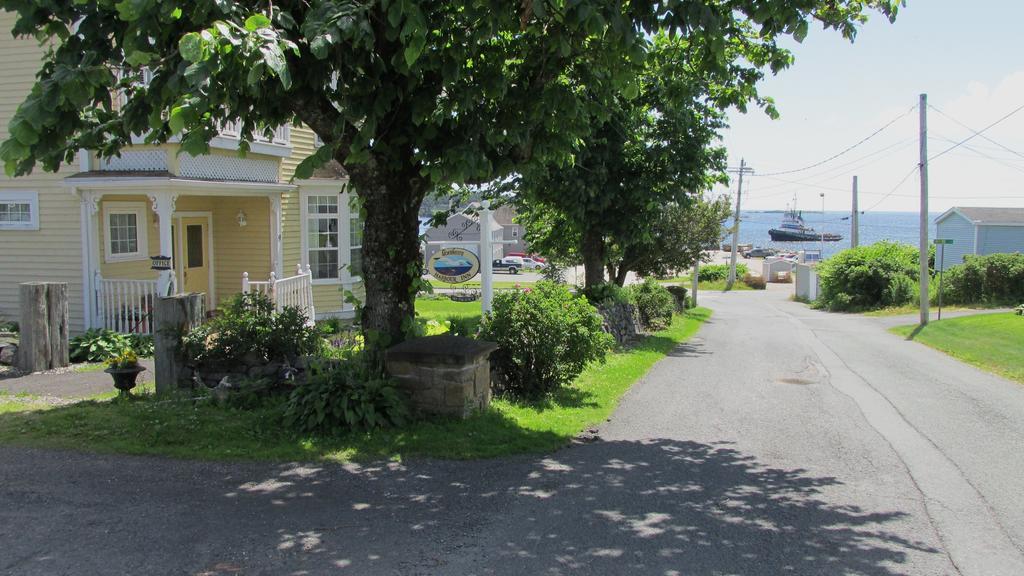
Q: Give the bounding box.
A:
[929,104,1024,159]
[862,165,919,212]
[756,105,917,177]
[928,102,1024,162]
[747,137,917,196]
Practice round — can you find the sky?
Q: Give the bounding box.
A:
[715,0,1024,213]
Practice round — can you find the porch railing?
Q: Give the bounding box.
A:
[242,264,315,324]
[94,273,159,334]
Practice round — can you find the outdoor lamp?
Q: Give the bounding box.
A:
[236,210,247,227]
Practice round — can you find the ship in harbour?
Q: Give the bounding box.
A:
[768,201,843,242]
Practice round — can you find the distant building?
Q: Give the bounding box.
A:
[934,207,1024,270]
[492,204,528,256]
[422,207,504,264]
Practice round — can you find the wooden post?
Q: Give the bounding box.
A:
[153,293,204,395]
[15,282,69,372]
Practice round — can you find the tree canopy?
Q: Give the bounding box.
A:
[513,33,731,286]
[0,0,902,347]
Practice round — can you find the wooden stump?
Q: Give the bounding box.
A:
[15,282,69,373]
[153,293,204,395]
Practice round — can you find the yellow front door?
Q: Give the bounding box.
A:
[179,217,210,301]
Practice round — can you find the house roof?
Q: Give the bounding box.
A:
[935,206,1024,226]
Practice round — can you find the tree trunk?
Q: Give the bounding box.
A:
[352,170,428,354]
[581,226,605,288]
[614,263,630,287]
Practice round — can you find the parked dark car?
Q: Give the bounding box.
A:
[742,247,776,259]
[492,258,520,274]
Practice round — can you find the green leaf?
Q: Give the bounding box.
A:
[403,34,426,67]
[178,32,204,62]
[125,50,156,67]
[9,117,39,146]
[244,14,272,31]
[168,106,187,134]
[310,34,331,59]
[261,45,291,89]
[622,82,640,100]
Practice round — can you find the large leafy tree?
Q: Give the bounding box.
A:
[0,0,901,348]
[514,33,731,287]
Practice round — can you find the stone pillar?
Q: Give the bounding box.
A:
[153,293,204,395]
[15,282,69,372]
[385,335,498,419]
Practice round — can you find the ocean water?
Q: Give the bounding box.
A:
[734,211,939,259]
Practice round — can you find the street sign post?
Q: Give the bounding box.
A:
[934,239,953,320]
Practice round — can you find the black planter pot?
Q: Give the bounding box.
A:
[105,365,146,395]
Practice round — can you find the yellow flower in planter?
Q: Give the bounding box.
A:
[106,349,139,370]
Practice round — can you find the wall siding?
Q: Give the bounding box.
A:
[977,225,1024,257]
[0,11,86,333]
[935,212,977,270]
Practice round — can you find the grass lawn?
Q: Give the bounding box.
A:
[864,303,1006,317]
[891,313,1024,384]
[0,306,711,462]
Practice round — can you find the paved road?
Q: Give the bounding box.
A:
[2,288,1023,575]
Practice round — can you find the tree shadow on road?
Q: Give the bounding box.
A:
[151,438,944,575]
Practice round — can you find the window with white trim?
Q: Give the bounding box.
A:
[0,191,39,230]
[349,203,363,279]
[103,202,148,262]
[306,195,340,280]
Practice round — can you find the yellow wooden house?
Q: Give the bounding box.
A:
[0,11,362,335]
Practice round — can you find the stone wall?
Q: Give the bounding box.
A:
[598,303,643,345]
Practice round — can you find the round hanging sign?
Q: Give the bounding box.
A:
[428,247,480,284]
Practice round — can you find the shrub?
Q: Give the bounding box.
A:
[665,285,688,312]
[699,263,748,282]
[817,242,920,311]
[105,348,139,370]
[446,315,480,338]
[944,253,1024,305]
[741,273,767,290]
[1015,304,1023,316]
[626,279,675,330]
[0,318,17,333]
[70,329,133,362]
[481,282,613,398]
[284,353,409,435]
[127,334,154,357]
[540,261,566,284]
[181,292,323,366]
[580,282,632,306]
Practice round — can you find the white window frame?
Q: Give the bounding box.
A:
[102,201,149,263]
[0,190,39,231]
[301,191,343,284]
[348,196,363,283]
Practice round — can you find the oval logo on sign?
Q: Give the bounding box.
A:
[428,247,480,284]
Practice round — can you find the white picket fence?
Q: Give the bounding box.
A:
[242,264,315,324]
[94,273,159,334]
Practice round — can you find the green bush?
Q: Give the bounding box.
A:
[699,263,748,282]
[181,292,324,366]
[817,242,921,311]
[626,279,675,330]
[580,282,632,306]
[70,329,131,362]
[446,315,480,338]
[284,353,409,435]
[481,282,613,399]
[944,253,1024,305]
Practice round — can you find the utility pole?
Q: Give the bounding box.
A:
[851,176,859,248]
[819,192,826,254]
[919,94,930,325]
[727,159,754,288]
